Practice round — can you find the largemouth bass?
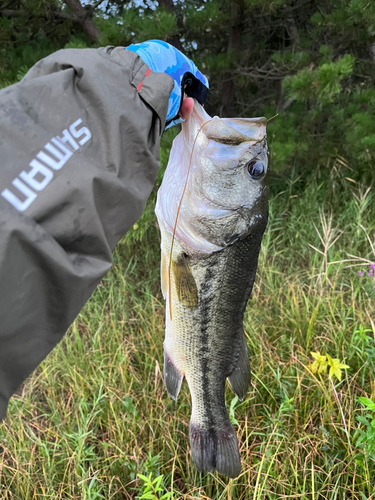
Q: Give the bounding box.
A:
[155,101,269,478]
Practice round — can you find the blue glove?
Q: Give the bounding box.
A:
[126,40,209,129]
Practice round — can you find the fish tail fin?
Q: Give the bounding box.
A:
[164,350,184,401]
[228,333,251,401]
[189,422,241,478]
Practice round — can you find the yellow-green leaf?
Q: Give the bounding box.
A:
[310,352,328,374]
[309,360,319,374]
[318,360,328,374]
[326,354,350,381]
[311,351,326,362]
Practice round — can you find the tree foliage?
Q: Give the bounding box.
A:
[0,0,374,176]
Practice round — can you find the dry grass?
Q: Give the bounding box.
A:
[0,168,374,499]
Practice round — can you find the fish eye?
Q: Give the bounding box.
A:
[247,160,264,179]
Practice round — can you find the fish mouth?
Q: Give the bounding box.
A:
[205,117,267,145]
[187,101,267,145]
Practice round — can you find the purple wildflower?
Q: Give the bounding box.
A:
[371,263,375,270]
[369,269,374,277]
[358,271,363,277]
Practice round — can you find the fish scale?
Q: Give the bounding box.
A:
[156,100,269,478]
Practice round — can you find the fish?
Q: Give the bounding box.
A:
[155,100,269,478]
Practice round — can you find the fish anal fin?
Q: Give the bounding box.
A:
[228,333,251,401]
[164,350,184,401]
[171,254,198,308]
[189,423,241,478]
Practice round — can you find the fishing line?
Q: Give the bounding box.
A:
[267,113,279,122]
[168,118,212,321]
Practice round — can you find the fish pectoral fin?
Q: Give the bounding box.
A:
[228,333,251,401]
[164,350,184,401]
[171,254,198,308]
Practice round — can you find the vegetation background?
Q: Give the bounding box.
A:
[0,0,375,498]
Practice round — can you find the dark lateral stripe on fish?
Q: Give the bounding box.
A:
[199,304,214,428]
[197,261,218,430]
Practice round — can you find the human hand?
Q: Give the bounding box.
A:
[180,94,194,120]
[125,40,208,129]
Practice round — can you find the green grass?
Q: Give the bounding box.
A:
[0,161,374,499]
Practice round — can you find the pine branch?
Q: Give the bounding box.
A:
[63,0,102,43]
[156,0,183,51]
[2,1,103,43]
[0,9,25,17]
[0,8,74,20]
[91,0,107,11]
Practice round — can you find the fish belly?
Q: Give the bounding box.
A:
[164,224,266,478]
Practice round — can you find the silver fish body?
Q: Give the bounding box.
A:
[155,102,269,478]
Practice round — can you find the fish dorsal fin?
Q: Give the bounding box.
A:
[171,254,198,308]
